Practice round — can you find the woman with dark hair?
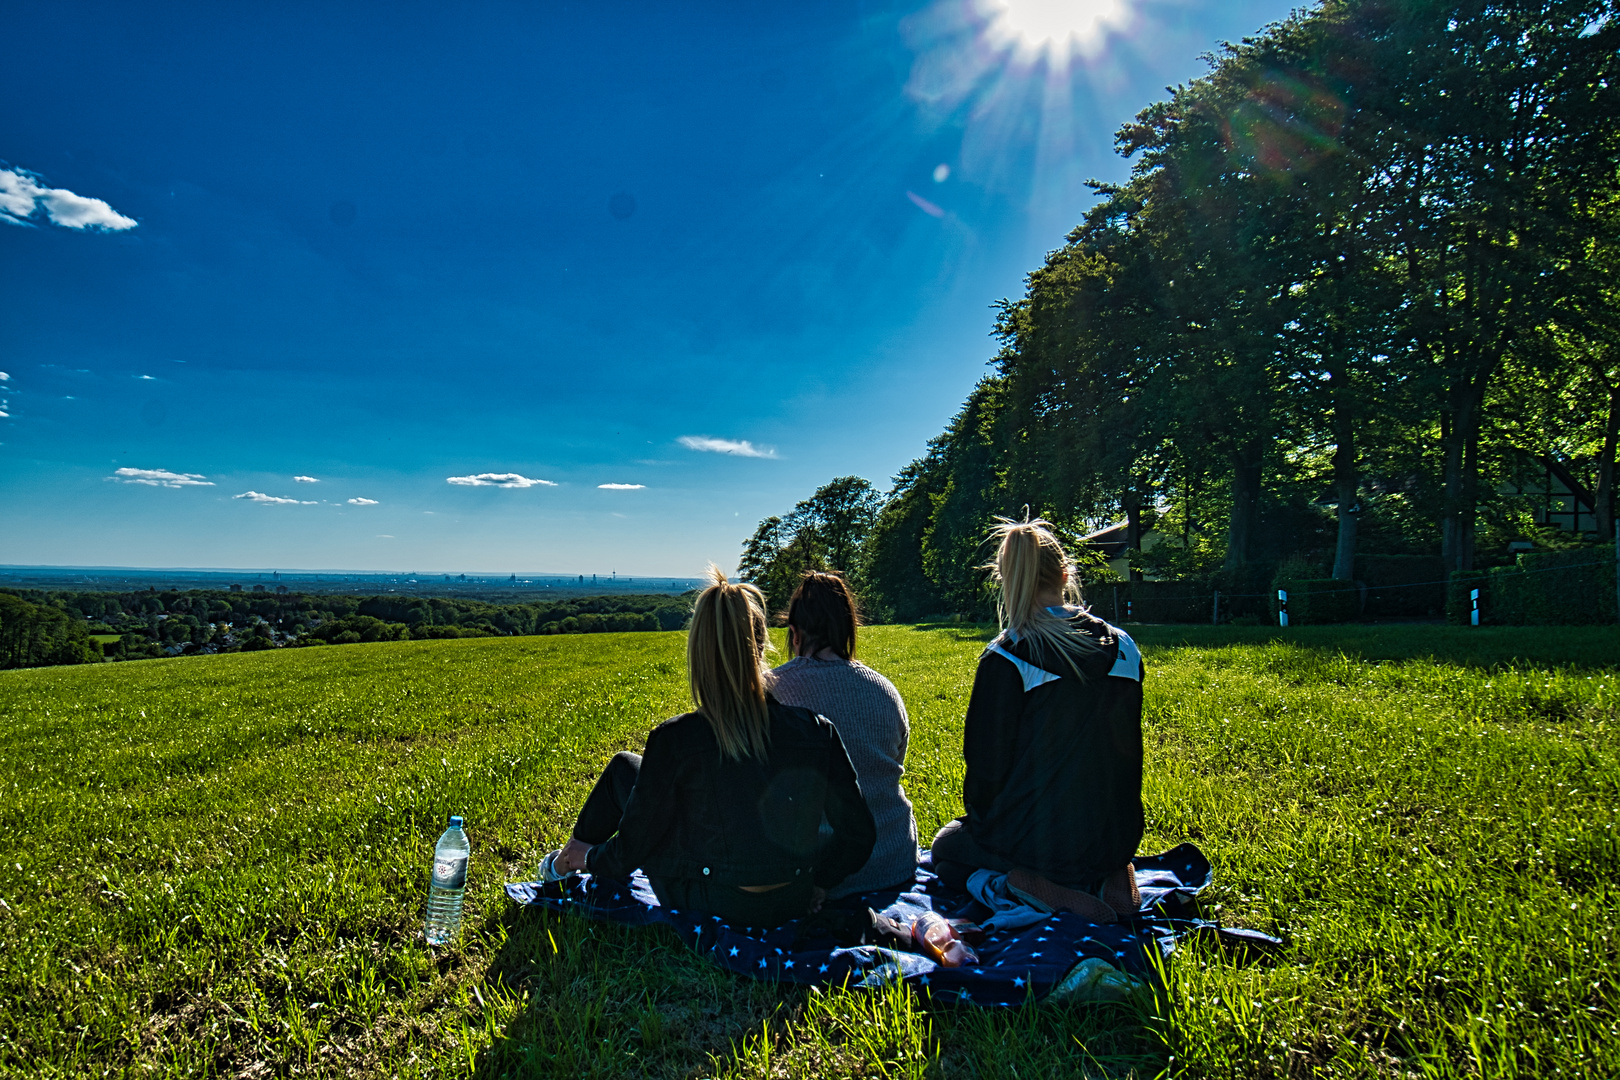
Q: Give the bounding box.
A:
[769,572,920,898]
[539,566,876,927]
[930,517,1145,923]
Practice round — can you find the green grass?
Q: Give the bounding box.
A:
[0,624,1615,1078]
[88,634,122,645]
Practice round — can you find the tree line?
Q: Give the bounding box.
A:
[0,588,694,669]
[742,0,1620,621]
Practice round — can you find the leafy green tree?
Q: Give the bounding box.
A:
[1357,0,1620,570]
[0,594,100,669]
[738,478,882,613]
[859,458,947,621]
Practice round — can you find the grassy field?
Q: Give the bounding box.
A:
[0,624,1615,1078]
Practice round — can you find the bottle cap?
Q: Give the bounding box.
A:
[449,815,464,827]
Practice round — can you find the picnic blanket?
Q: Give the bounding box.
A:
[505,843,1274,1005]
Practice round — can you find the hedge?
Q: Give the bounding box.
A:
[1448,549,1618,626]
[1357,555,1447,619]
[1087,580,1216,624]
[1271,579,1359,625]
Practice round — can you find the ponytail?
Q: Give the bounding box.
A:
[987,514,1099,674]
[687,564,774,760]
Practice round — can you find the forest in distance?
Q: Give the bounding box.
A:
[0,588,695,670]
[740,0,1620,622]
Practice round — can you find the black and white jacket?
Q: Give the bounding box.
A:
[960,608,1145,888]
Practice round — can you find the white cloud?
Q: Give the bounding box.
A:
[293,475,319,483]
[0,372,9,380]
[0,168,137,231]
[234,491,316,505]
[598,483,646,490]
[348,497,379,505]
[110,467,213,488]
[445,472,556,488]
[678,435,778,459]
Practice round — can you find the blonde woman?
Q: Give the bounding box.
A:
[542,566,876,927]
[930,517,1145,923]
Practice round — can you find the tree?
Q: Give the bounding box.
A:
[859,458,946,621]
[1359,0,1620,570]
[0,593,100,669]
[995,197,1167,575]
[788,477,883,575]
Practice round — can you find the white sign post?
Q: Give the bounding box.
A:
[1471,588,1480,627]
[1277,589,1289,627]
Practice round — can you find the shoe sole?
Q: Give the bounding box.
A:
[1006,868,1119,924]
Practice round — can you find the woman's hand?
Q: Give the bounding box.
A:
[558,837,593,874]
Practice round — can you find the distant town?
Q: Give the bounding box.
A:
[0,566,706,602]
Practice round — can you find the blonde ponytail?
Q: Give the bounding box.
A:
[987,515,1099,674]
[687,564,774,760]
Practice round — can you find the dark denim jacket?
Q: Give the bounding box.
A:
[586,696,877,890]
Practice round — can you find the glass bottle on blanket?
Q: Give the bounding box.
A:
[911,911,978,967]
[424,815,469,945]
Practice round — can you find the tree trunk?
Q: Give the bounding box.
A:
[1123,490,1144,582]
[1225,442,1264,572]
[1330,368,1358,581]
[1441,376,1487,573]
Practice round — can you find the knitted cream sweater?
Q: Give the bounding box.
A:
[769,656,920,897]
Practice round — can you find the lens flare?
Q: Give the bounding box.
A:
[985,0,1133,59]
[902,0,1148,224]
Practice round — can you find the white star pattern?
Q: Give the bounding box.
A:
[818,964,829,973]
[758,959,768,969]
[784,960,794,969]
[729,947,739,956]
[1013,976,1025,987]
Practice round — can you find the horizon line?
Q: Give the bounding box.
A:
[0,564,708,579]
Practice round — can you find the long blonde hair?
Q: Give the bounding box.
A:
[687,564,774,760]
[988,515,1099,674]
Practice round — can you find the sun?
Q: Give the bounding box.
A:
[983,0,1133,58]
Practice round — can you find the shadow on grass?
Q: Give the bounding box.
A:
[471,896,1173,1080]
[895,619,1620,672]
[472,899,797,1079]
[1125,624,1620,672]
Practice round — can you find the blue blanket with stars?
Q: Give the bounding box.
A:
[505,844,1245,1005]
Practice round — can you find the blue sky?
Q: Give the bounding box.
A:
[2,0,1295,576]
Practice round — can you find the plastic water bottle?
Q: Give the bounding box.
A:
[911,911,978,968]
[424,815,469,945]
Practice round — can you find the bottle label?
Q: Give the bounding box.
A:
[432,855,467,889]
